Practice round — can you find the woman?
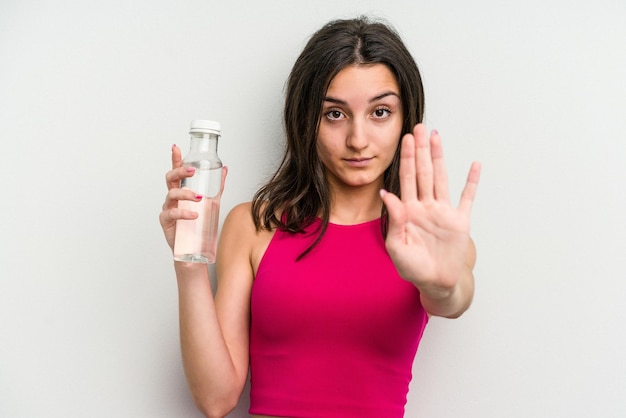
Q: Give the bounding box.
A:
[160,17,481,418]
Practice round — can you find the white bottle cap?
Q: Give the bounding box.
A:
[190,120,221,134]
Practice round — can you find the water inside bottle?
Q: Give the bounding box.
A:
[173,167,222,263]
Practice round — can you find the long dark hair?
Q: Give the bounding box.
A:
[252,16,425,258]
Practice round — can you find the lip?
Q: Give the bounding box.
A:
[344,157,373,167]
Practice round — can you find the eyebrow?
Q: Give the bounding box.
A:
[323,91,400,105]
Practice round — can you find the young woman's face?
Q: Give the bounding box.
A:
[317,63,403,192]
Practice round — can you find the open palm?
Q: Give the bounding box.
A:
[381,124,481,291]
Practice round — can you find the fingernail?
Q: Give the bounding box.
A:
[186,167,195,173]
[172,144,176,150]
[379,189,388,198]
[195,194,203,200]
[432,129,439,135]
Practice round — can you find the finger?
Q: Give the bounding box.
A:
[165,145,191,190]
[218,166,228,196]
[171,144,183,169]
[159,206,199,227]
[458,161,482,214]
[399,133,418,202]
[162,188,202,211]
[430,130,450,203]
[165,166,195,190]
[380,189,407,238]
[414,124,434,201]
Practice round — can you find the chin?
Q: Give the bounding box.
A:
[342,177,381,188]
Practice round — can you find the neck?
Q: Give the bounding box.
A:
[328,182,383,225]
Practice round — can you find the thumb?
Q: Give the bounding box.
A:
[380,189,406,238]
[218,166,228,196]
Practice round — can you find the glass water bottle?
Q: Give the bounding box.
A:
[173,120,223,263]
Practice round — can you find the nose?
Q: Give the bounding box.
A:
[346,118,368,151]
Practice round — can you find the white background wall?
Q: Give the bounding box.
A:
[1,1,625,417]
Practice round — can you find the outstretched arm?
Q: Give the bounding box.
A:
[380,124,481,318]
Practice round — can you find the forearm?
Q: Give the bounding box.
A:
[418,264,475,318]
[175,261,243,417]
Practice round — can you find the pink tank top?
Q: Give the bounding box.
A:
[249,217,428,417]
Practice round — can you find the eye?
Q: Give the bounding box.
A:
[325,109,346,121]
[372,107,391,119]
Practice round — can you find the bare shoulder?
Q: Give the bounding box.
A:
[218,201,275,277]
[218,202,256,267]
[222,202,256,233]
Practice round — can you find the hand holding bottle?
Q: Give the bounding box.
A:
[160,121,227,263]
